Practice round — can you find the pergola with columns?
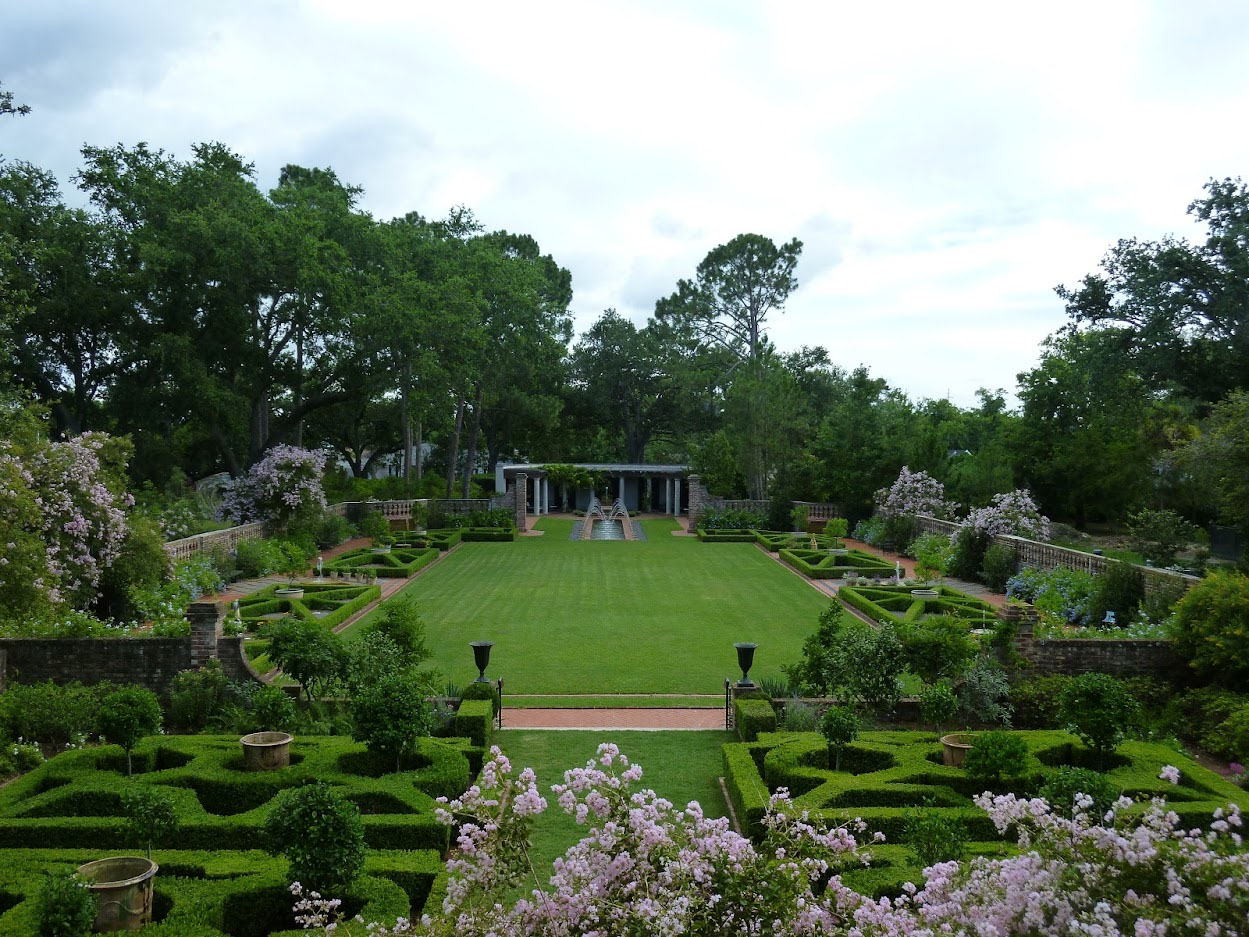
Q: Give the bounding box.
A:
[496,463,690,516]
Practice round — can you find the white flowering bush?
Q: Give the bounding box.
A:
[957,488,1051,541]
[221,445,328,527]
[0,428,133,628]
[874,467,958,520]
[298,748,1249,936]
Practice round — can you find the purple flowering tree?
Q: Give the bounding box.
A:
[874,466,958,519]
[959,488,1051,541]
[221,445,327,528]
[295,751,1249,936]
[0,429,133,622]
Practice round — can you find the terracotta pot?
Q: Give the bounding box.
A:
[76,856,158,931]
[240,731,293,771]
[910,588,939,598]
[941,732,976,767]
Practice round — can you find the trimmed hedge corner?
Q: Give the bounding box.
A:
[452,699,494,747]
[778,548,896,580]
[734,698,778,741]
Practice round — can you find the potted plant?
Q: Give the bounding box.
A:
[825,517,849,554]
[274,545,308,600]
[75,787,176,931]
[240,730,294,770]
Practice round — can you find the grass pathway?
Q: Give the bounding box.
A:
[496,729,734,874]
[346,517,829,694]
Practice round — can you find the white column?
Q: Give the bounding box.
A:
[674,479,682,515]
[538,477,545,514]
[543,477,550,513]
[618,476,624,500]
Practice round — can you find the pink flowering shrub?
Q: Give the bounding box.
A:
[221,445,328,527]
[874,467,958,519]
[303,748,1249,936]
[0,430,133,624]
[957,488,1051,541]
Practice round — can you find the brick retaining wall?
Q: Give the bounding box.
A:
[0,602,263,697]
[1000,604,1188,680]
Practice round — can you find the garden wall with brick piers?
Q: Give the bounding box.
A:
[164,497,504,561]
[999,605,1189,681]
[0,602,263,697]
[912,515,1199,596]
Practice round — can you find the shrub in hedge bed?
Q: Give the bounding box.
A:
[778,548,895,579]
[459,527,517,542]
[323,547,438,578]
[722,729,1249,865]
[696,528,759,542]
[0,734,473,852]
[734,697,777,741]
[236,582,380,631]
[0,848,444,937]
[837,583,997,627]
[452,699,494,747]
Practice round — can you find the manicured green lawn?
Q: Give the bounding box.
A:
[348,517,828,693]
[497,729,734,874]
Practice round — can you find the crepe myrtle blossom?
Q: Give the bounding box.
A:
[0,431,132,616]
[956,488,1051,542]
[874,466,959,519]
[299,751,1249,936]
[220,445,328,526]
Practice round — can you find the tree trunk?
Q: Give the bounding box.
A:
[461,384,485,498]
[445,393,466,498]
[293,329,304,446]
[415,418,423,482]
[401,361,413,488]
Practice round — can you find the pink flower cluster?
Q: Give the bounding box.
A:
[874,467,959,520]
[315,750,1249,937]
[0,431,131,616]
[957,488,1051,541]
[221,444,328,526]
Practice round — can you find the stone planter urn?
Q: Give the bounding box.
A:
[910,588,939,599]
[240,731,293,771]
[275,587,304,601]
[371,545,392,555]
[940,732,975,768]
[76,856,158,931]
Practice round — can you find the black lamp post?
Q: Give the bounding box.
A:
[734,642,758,688]
[470,641,494,683]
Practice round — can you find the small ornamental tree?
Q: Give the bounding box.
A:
[820,706,859,771]
[221,445,328,528]
[874,466,958,519]
[265,781,365,895]
[96,687,162,775]
[265,618,346,701]
[122,785,179,859]
[963,730,1029,783]
[1058,672,1141,767]
[1127,507,1197,567]
[918,681,959,735]
[1170,569,1249,687]
[350,673,433,772]
[34,871,96,937]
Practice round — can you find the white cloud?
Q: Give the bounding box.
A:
[4,0,1249,407]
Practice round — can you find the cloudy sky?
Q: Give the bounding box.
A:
[4,0,1249,405]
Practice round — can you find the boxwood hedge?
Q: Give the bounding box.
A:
[837,584,998,627]
[0,734,474,852]
[236,583,380,631]
[778,548,896,580]
[723,729,1249,895]
[0,847,443,937]
[323,547,438,578]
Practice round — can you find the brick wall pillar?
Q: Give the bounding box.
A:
[687,474,702,524]
[188,601,225,669]
[513,473,527,532]
[998,602,1038,663]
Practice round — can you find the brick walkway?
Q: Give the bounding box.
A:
[503,708,725,730]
